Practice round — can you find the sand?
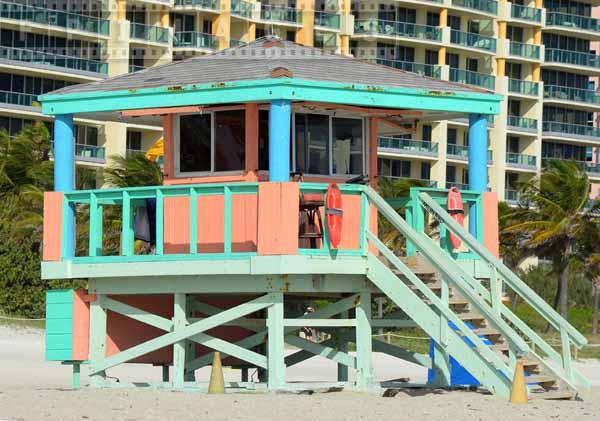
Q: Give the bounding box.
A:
[1,324,600,421]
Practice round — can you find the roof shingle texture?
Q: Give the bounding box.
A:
[49,37,488,96]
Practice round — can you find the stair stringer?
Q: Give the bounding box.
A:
[366,254,512,397]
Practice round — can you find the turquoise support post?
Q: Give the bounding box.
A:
[72,362,81,389]
[54,114,75,257]
[468,114,487,236]
[267,292,285,389]
[268,100,291,182]
[355,292,373,389]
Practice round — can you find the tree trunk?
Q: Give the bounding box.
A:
[546,268,562,333]
[593,278,600,335]
[559,244,571,320]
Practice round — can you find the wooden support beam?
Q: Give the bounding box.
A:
[267,292,285,389]
[355,291,373,389]
[173,293,186,389]
[88,294,107,386]
[372,339,431,368]
[295,102,423,118]
[285,335,356,369]
[89,294,275,375]
[120,104,246,117]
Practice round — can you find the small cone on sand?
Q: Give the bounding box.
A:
[510,360,528,404]
[208,351,225,394]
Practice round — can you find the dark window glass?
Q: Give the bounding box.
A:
[295,113,329,175]
[179,114,211,172]
[446,165,456,182]
[127,131,142,150]
[421,162,431,181]
[422,125,432,142]
[215,110,245,171]
[332,117,362,175]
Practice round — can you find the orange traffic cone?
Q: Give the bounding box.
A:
[509,360,528,404]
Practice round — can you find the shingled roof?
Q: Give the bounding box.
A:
[50,36,488,97]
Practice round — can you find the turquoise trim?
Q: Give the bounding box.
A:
[46,289,74,361]
[40,78,503,116]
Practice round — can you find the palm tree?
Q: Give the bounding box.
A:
[504,159,598,320]
[102,153,163,188]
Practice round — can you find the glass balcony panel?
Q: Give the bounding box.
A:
[544,85,600,105]
[0,46,108,74]
[546,12,600,33]
[378,137,439,154]
[354,20,442,41]
[375,59,441,78]
[543,121,600,138]
[450,30,496,52]
[314,11,340,29]
[130,23,170,44]
[508,79,539,96]
[449,68,495,90]
[260,4,302,24]
[511,4,542,23]
[506,152,537,167]
[545,49,600,69]
[509,41,540,60]
[173,0,220,10]
[452,0,498,14]
[173,31,219,49]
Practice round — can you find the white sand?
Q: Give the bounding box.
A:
[1,325,600,420]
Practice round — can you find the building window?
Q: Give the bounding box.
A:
[421,162,431,181]
[127,131,143,151]
[176,110,245,175]
[422,125,432,142]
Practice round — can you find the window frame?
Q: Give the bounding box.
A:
[291,110,367,178]
[174,109,246,177]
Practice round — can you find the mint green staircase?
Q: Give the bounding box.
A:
[364,186,590,400]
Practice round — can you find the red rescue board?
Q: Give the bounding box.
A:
[326,183,343,249]
[447,187,464,249]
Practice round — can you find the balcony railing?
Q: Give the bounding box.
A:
[0,46,108,74]
[129,64,145,73]
[506,152,536,167]
[354,20,441,41]
[449,68,495,90]
[546,12,600,33]
[507,116,537,130]
[545,48,600,70]
[51,141,106,162]
[508,79,539,96]
[314,32,337,49]
[505,189,519,202]
[0,1,109,36]
[173,31,219,49]
[130,23,170,44]
[230,39,247,47]
[314,11,340,29]
[260,4,302,24]
[376,59,441,78]
[511,4,542,23]
[0,90,37,107]
[543,121,600,139]
[383,176,438,187]
[446,182,469,190]
[231,0,253,18]
[378,137,439,155]
[173,0,219,11]
[450,30,496,53]
[509,41,540,60]
[447,144,493,162]
[451,0,497,15]
[544,85,600,106]
[542,158,600,176]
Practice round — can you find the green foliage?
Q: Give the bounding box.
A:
[102,154,163,188]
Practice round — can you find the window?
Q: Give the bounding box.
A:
[258,110,270,171]
[446,165,456,182]
[421,162,431,181]
[426,12,439,27]
[391,160,411,178]
[127,131,143,151]
[507,136,519,153]
[177,110,246,174]
[447,128,457,145]
[422,125,432,142]
[295,113,365,176]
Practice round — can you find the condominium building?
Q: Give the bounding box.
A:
[1,0,599,199]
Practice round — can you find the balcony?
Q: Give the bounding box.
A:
[508,79,539,96]
[542,158,600,177]
[230,39,247,48]
[383,176,438,187]
[0,46,108,74]
[231,0,253,19]
[542,121,600,139]
[545,49,600,70]
[507,116,537,131]
[51,141,106,163]
[546,12,600,34]
[130,23,170,44]
[0,90,37,107]
[451,0,497,15]
[129,64,145,73]
[505,189,520,202]
[506,152,537,168]
[314,32,337,49]
[447,144,493,162]
[511,4,542,24]
[509,41,540,61]
[354,20,441,42]
[260,4,302,24]
[446,182,469,190]
[544,85,600,107]
[173,0,219,11]
[314,11,340,30]
[450,30,496,53]
[0,1,109,36]
[376,59,441,78]
[173,32,219,50]
[378,137,439,157]
[449,68,495,90]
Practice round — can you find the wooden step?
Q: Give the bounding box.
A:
[473,327,502,337]
[491,343,509,352]
[526,375,557,387]
[423,297,470,306]
[457,312,486,322]
[529,390,573,401]
[399,256,437,276]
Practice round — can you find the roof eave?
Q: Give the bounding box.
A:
[40,78,503,116]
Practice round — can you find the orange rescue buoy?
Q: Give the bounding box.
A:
[326,183,343,249]
[447,187,464,249]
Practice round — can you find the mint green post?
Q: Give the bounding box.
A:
[337,309,349,382]
[431,275,451,387]
[173,293,187,389]
[89,294,107,387]
[267,292,285,389]
[72,362,81,389]
[355,292,373,389]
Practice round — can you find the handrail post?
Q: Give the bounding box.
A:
[431,274,451,387]
[189,187,198,255]
[560,327,573,381]
[489,264,501,316]
[155,189,164,255]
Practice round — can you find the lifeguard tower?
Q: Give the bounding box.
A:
[40,37,589,399]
